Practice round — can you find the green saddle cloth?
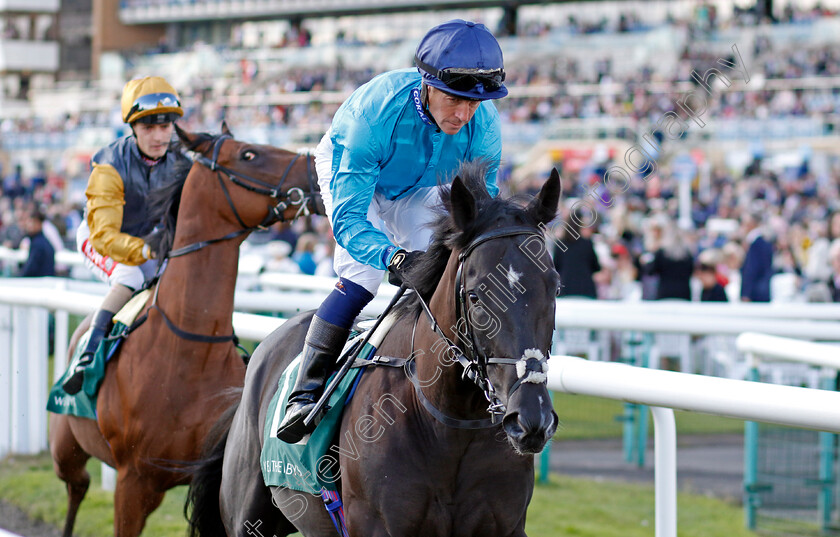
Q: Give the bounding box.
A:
[260,340,374,494]
[46,321,126,419]
[46,289,151,419]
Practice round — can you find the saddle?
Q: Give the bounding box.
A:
[260,313,402,495]
[46,290,152,419]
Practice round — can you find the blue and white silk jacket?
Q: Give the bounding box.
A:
[325,68,501,270]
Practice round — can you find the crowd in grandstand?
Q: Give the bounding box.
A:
[4,138,840,304]
[3,4,840,303]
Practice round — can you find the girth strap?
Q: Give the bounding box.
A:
[150,303,238,344]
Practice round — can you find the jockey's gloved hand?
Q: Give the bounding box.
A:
[387,249,424,287]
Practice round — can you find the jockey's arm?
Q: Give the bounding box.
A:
[329,112,398,271]
[86,163,150,266]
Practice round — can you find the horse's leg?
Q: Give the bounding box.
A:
[113,470,165,537]
[49,414,91,537]
[219,407,297,536]
[219,474,295,537]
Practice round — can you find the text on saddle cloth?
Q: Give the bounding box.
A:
[260,313,400,494]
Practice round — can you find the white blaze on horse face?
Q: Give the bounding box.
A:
[506,265,523,291]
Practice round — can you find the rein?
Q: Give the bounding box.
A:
[148,133,317,346]
[405,225,550,428]
[124,272,250,359]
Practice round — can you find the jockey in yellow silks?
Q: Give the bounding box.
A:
[63,76,189,394]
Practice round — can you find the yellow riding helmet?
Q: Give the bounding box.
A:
[121,76,184,125]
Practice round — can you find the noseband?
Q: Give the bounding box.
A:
[193,133,318,227]
[409,225,551,426]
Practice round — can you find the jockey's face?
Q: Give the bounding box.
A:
[426,86,480,135]
[133,122,174,159]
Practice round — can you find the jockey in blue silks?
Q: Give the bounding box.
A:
[277,19,509,443]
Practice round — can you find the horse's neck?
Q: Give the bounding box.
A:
[157,218,242,336]
[412,254,488,419]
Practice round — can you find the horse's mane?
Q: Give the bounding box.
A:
[143,133,216,260]
[392,159,539,319]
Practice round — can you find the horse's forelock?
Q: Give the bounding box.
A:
[393,159,541,318]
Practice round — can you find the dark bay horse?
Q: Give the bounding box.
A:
[187,163,562,537]
[48,123,321,537]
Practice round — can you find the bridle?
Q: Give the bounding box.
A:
[168,133,318,258]
[407,225,552,427]
[136,133,319,349]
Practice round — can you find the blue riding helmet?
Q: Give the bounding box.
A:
[415,19,508,101]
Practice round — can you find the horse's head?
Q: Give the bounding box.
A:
[175,122,322,228]
[439,165,561,454]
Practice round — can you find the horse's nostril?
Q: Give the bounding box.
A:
[503,413,524,438]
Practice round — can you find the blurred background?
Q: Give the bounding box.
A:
[3,0,840,305]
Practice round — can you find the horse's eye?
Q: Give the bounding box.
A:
[555,283,563,298]
[468,291,480,304]
[242,150,257,161]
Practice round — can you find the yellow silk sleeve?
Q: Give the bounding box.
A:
[86,163,148,266]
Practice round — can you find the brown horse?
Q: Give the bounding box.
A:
[48,123,321,537]
[186,162,561,537]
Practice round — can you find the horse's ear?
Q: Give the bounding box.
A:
[221,121,233,137]
[450,175,476,232]
[174,123,198,148]
[526,168,562,226]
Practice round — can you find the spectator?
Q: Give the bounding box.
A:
[605,242,640,300]
[695,250,727,302]
[740,212,774,302]
[0,204,24,248]
[19,206,55,277]
[40,207,65,256]
[720,241,744,301]
[553,218,601,298]
[828,210,840,243]
[293,232,318,275]
[264,240,301,274]
[647,216,694,300]
[827,240,840,302]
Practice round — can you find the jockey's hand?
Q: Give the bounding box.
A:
[387,249,424,287]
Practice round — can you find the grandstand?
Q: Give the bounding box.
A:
[6,2,840,257]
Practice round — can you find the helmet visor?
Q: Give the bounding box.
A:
[127,92,181,120]
[415,56,505,93]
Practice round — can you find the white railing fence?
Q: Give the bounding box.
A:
[547,355,840,537]
[734,332,840,532]
[5,282,840,537]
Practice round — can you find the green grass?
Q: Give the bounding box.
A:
[552,392,745,440]
[1,453,758,537]
[527,476,758,537]
[0,454,186,537]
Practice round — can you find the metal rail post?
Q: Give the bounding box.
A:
[818,369,836,533]
[744,354,760,530]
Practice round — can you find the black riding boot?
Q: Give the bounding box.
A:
[276,315,350,443]
[63,309,114,395]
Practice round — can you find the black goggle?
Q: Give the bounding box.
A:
[127,92,180,119]
[415,56,505,93]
